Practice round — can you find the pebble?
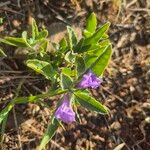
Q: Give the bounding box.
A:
[130,86,135,92]
[12,20,21,27]
[110,121,121,130]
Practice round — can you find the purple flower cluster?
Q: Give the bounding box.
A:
[55,71,102,124]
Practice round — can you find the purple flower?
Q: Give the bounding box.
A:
[55,94,75,124]
[78,71,102,89]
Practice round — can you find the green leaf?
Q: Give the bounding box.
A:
[32,18,39,39]
[76,44,101,54]
[14,89,67,104]
[76,56,85,76]
[74,91,108,114]
[1,37,29,47]
[62,68,74,77]
[83,30,93,38]
[59,38,68,52]
[74,38,85,53]
[85,12,97,34]
[36,30,48,40]
[84,22,110,45]
[22,31,28,40]
[99,39,111,47]
[91,45,112,76]
[64,51,76,63]
[0,48,6,57]
[101,33,109,39]
[39,117,59,150]
[84,46,107,67]
[0,103,14,124]
[60,73,73,89]
[84,45,112,76]
[74,38,110,54]
[0,18,3,25]
[26,59,56,80]
[21,31,31,47]
[39,40,48,52]
[0,113,8,146]
[67,26,77,50]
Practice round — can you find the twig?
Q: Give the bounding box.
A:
[0,7,24,16]
[26,81,43,93]
[4,11,12,30]
[0,70,26,73]
[101,86,127,106]
[13,107,23,150]
[129,8,150,14]
[126,0,137,9]
[42,1,71,26]
[0,76,38,79]
[11,79,26,150]
[0,1,11,7]
[17,0,21,8]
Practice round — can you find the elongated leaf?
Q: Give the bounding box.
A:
[76,43,101,54]
[0,103,14,124]
[83,30,93,38]
[64,51,76,63]
[67,26,77,50]
[26,59,56,80]
[36,30,48,40]
[62,68,74,77]
[60,73,73,89]
[74,38,110,54]
[59,38,68,52]
[99,39,111,47]
[0,113,8,145]
[14,89,67,104]
[32,18,39,39]
[39,117,59,150]
[0,48,6,57]
[74,91,108,114]
[84,45,112,76]
[86,12,97,34]
[22,31,28,40]
[39,40,48,52]
[16,89,66,105]
[91,45,112,76]
[1,37,29,47]
[74,38,85,53]
[84,46,107,67]
[21,31,32,47]
[76,56,85,76]
[84,22,110,45]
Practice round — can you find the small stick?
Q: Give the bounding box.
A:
[13,107,23,150]
[101,86,127,106]
[0,1,11,7]
[0,8,24,16]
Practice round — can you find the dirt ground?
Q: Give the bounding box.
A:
[0,0,150,150]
